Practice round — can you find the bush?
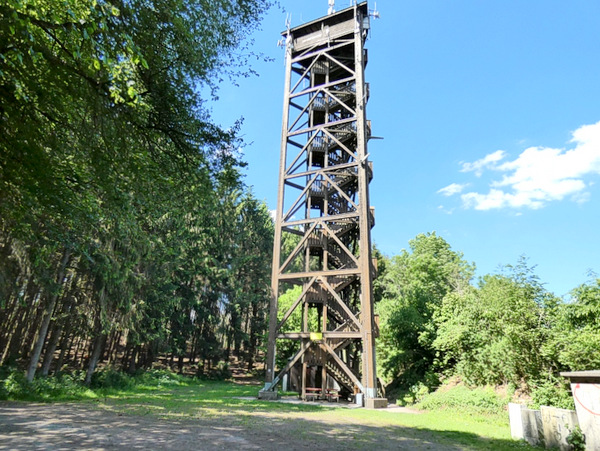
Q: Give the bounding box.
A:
[402,382,431,406]
[198,361,231,381]
[415,383,508,415]
[566,425,586,451]
[136,369,185,387]
[31,373,90,400]
[529,377,574,410]
[0,367,189,401]
[92,367,188,390]
[91,367,134,390]
[0,369,91,401]
[397,371,440,406]
[1,371,30,400]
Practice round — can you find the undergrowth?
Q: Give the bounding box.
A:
[403,380,511,417]
[0,366,190,402]
[402,376,575,415]
[528,377,574,410]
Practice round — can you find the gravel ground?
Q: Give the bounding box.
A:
[0,401,466,450]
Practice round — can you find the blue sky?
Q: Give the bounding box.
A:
[209,0,600,298]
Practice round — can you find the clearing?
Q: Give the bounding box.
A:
[0,380,533,450]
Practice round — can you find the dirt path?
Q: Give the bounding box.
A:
[1,402,269,450]
[0,401,465,450]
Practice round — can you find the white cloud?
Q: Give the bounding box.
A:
[447,120,600,210]
[460,150,506,176]
[437,183,468,197]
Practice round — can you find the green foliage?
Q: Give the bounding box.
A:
[1,370,29,400]
[0,368,96,401]
[566,425,586,451]
[433,258,557,387]
[398,381,431,406]
[91,367,135,390]
[372,244,389,303]
[0,0,274,381]
[376,232,474,387]
[547,278,600,371]
[395,370,440,405]
[0,367,191,401]
[529,377,574,410]
[275,286,302,368]
[197,361,232,381]
[414,382,509,416]
[375,231,600,412]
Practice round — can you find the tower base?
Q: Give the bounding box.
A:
[258,390,279,401]
[365,398,388,409]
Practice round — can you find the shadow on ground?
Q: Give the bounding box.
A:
[0,401,537,450]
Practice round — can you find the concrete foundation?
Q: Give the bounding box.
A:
[509,403,543,447]
[365,398,388,409]
[257,390,279,401]
[540,405,579,450]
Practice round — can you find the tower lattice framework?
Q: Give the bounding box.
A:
[260,2,384,406]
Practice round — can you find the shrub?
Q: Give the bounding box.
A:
[1,371,30,400]
[397,371,440,406]
[529,377,574,410]
[31,373,90,400]
[415,383,508,415]
[0,367,188,401]
[137,369,185,387]
[566,425,586,451]
[400,382,431,406]
[91,367,134,390]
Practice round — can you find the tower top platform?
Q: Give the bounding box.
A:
[282,2,369,53]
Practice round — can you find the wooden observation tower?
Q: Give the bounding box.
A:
[259,2,386,408]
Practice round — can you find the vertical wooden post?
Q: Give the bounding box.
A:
[263,35,294,389]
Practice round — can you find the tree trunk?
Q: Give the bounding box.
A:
[26,249,71,382]
[55,327,73,373]
[177,354,184,374]
[73,335,84,367]
[128,346,138,374]
[0,306,26,365]
[40,323,57,376]
[1,282,40,365]
[107,331,122,365]
[84,330,106,385]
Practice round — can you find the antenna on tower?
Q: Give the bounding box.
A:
[277,13,292,48]
[328,0,335,15]
[370,2,380,19]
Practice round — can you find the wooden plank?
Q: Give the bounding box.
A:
[278,268,361,280]
[283,212,359,228]
[320,341,364,392]
[277,331,362,339]
[269,340,311,390]
[320,277,361,329]
[278,222,317,274]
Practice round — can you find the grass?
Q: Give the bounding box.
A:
[92,379,535,449]
[1,369,539,450]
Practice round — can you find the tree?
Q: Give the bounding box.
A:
[376,232,474,388]
[433,257,558,386]
[548,278,600,371]
[0,0,274,381]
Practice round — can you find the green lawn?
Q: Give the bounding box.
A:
[88,377,537,450]
[2,369,539,449]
